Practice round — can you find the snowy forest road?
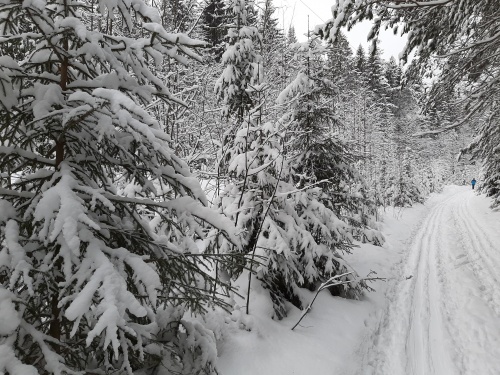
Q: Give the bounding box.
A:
[357,187,500,375]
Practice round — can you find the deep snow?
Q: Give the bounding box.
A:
[217,185,500,375]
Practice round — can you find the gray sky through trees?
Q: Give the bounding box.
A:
[277,0,408,61]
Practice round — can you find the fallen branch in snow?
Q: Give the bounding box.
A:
[291,272,354,331]
[364,270,388,289]
[275,178,331,197]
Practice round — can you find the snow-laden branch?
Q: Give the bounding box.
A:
[0,146,55,166]
[0,188,36,199]
[276,179,331,197]
[380,0,455,9]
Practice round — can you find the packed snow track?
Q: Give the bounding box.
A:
[356,187,500,375]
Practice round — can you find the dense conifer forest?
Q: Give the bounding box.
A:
[0,0,496,373]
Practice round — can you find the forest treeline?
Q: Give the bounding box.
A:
[0,0,490,374]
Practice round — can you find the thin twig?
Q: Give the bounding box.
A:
[291,272,353,331]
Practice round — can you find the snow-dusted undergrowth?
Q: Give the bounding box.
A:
[216,186,500,375]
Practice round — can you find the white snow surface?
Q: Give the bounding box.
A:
[217,185,500,375]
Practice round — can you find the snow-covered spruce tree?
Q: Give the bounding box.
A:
[211,0,262,200]
[300,39,380,241]
[207,109,300,319]
[359,43,396,204]
[277,38,381,297]
[258,0,284,77]
[384,56,401,90]
[215,112,373,318]
[257,0,287,106]
[210,91,367,319]
[325,32,354,84]
[354,44,366,73]
[209,0,280,313]
[200,0,227,62]
[208,0,369,319]
[215,0,262,121]
[390,147,423,207]
[0,1,240,373]
[380,64,424,207]
[334,44,378,197]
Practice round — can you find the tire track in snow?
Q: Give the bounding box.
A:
[358,194,458,375]
[355,189,500,375]
[403,197,456,375]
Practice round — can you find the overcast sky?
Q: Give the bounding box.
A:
[276,0,408,62]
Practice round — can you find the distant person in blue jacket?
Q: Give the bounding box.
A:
[471,178,477,190]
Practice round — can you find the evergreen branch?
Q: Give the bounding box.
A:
[0,146,55,166]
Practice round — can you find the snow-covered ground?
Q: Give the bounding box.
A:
[217,185,500,375]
